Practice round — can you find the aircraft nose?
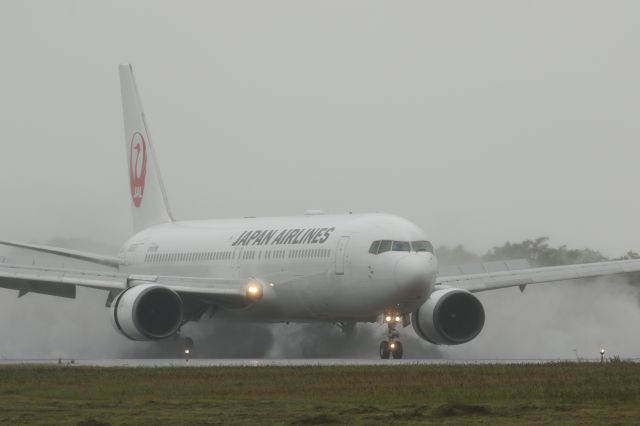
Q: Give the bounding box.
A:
[394,254,436,299]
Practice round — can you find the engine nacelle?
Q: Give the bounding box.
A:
[412,288,485,345]
[110,284,183,341]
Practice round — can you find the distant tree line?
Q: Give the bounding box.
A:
[436,236,640,267]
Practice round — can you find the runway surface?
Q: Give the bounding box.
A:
[1,358,631,367]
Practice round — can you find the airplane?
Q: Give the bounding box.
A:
[1,64,639,359]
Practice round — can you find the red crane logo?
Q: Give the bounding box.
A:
[129,132,147,208]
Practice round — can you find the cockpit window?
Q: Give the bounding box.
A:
[377,240,393,254]
[411,240,434,253]
[392,241,411,252]
[368,241,380,254]
[369,239,433,254]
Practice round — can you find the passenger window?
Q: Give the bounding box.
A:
[392,241,411,252]
[377,240,392,254]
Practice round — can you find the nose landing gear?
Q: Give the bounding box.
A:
[379,314,405,359]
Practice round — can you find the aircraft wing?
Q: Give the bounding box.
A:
[437,258,640,293]
[0,240,124,268]
[0,263,259,307]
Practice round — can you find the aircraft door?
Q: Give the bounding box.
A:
[335,236,350,275]
[233,247,242,277]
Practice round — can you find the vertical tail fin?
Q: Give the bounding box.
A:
[119,64,173,232]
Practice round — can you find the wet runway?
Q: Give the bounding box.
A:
[0,358,628,367]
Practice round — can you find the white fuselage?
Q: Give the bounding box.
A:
[118,213,437,323]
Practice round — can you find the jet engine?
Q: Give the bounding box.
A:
[412,288,485,345]
[110,284,183,341]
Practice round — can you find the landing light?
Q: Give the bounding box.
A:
[246,282,263,300]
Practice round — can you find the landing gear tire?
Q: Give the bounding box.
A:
[391,341,403,359]
[183,337,194,360]
[379,341,391,359]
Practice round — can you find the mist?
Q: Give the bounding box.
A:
[1,238,639,360]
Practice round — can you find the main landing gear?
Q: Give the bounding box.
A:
[379,340,403,359]
[183,337,194,361]
[379,314,404,359]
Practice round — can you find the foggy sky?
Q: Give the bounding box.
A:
[0,1,639,359]
[0,1,638,256]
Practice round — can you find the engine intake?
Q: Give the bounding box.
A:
[111,284,183,341]
[412,288,485,345]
